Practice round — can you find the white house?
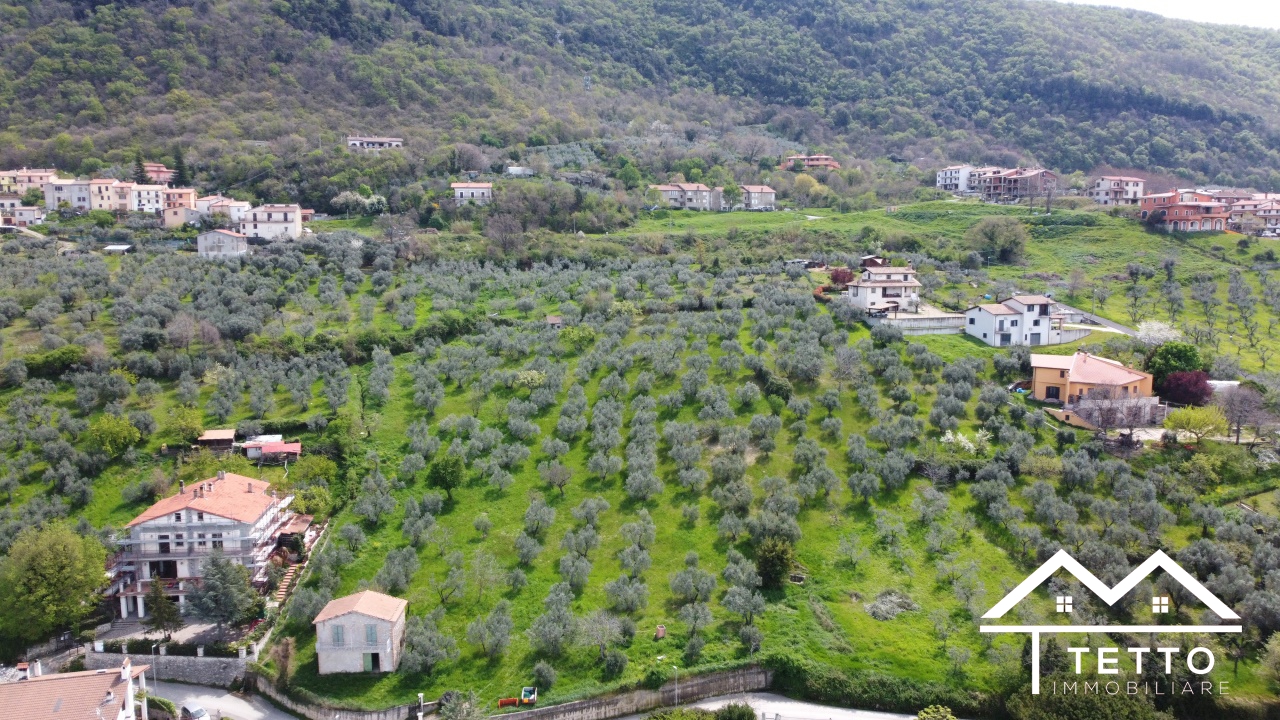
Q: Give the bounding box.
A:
[197,229,249,258]
[314,590,408,674]
[347,136,404,151]
[936,165,974,193]
[107,471,298,619]
[1088,176,1145,206]
[452,182,493,205]
[44,178,92,211]
[842,256,922,313]
[2,206,44,227]
[740,185,776,210]
[241,203,303,240]
[964,295,1091,347]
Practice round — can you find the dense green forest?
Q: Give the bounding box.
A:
[2,0,1280,212]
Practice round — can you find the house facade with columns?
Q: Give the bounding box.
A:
[108,471,295,619]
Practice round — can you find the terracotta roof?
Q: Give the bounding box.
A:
[314,590,408,624]
[669,183,711,191]
[1032,352,1149,386]
[451,182,492,189]
[973,303,1018,315]
[203,229,246,238]
[1007,295,1054,306]
[1098,176,1145,182]
[199,428,236,441]
[1,663,148,720]
[740,185,775,193]
[259,442,301,454]
[127,472,277,527]
[281,514,313,535]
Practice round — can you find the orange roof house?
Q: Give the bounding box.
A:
[1029,351,1154,404]
[0,659,149,720]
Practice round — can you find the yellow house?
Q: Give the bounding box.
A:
[1030,351,1153,404]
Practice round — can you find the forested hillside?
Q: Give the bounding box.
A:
[3,0,1280,209]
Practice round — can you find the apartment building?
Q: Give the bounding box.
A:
[780,155,841,171]
[142,162,175,184]
[1088,176,1145,205]
[977,167,1058,201]
[44,178,93,211]
[936,165,974,193]
[0,168,59,194]
[197,229,250,258]
[88,180,166,213]
[107,471,296,619]
[740,185,777,211]
[241,204,303,240]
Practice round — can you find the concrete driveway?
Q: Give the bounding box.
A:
[151,680,299,720]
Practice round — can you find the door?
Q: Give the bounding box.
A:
[363,653,380,672]
[1030,333,1041,346]
[1045,386,1060,401]
[999,333,1011,346]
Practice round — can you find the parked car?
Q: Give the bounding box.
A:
[180,703,209,720]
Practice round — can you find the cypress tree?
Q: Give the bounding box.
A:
[132,152,149,184]
[173,146,190,187]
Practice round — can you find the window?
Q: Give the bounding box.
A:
[1152,596,1170,614]
[174,512,183,523]
[175,533,184,548]
[197,512,204,521]
[1011,320,1018,327]
[982,333,987,339]
[968,318,975,325]
[332,625,345,647]
[196,533,206,548]
[1059,370,1066,378]
[1033,319,1040,327]
[1056,596,1073,613]
[366,624,378,645]
[211,532,223,550]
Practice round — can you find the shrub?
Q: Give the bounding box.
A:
[533,660,557,688]
[603,648,628,677]
[756,537,795,589]
[1158,370,1213,406]
[716,704,756,720]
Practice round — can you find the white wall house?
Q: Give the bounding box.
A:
[842,256,922,313]
[1088,176,1145,205]
[964,295,1092,347]
[452,182,493,205]
[314,590,408,674]
[347,136,404,151]
[198,229,250,258]
[241,204,303,240]
[107,471,296,619]
[936,165,973,193]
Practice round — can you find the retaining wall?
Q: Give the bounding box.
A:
[495,667,773,720]
[244,665,769,720]
[247,674,437,720]
[85,650,247,687]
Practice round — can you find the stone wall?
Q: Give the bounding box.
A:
[86,650,247,688]
[495,667,773,720]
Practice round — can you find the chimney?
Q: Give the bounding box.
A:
[179,480,186,494]
[247,481,253,493]
[120,658,130,680]
[217,470,226,481]
[32,659,41,677]
[104,690,115,705]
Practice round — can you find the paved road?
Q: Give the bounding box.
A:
[151,680,299,720]
[1055,303,1135,335]
[617,691,923,720]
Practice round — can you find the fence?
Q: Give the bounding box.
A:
[244,666,771,720]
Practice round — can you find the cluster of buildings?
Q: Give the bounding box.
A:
[645,183,776,211]
[0,166,315,251]
[935,165,1059,201]
[1139,188,1280,235]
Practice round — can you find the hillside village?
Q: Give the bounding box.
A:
[9,130,1280,720]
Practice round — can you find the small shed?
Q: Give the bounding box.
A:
[314,590,408,674]
[102,244,134,254]
[545,315,564,330]
[242,434,283,459]
[196,428,236,450]
[259,441,301,463]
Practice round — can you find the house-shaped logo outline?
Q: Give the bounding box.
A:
[982,548,1239,620]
